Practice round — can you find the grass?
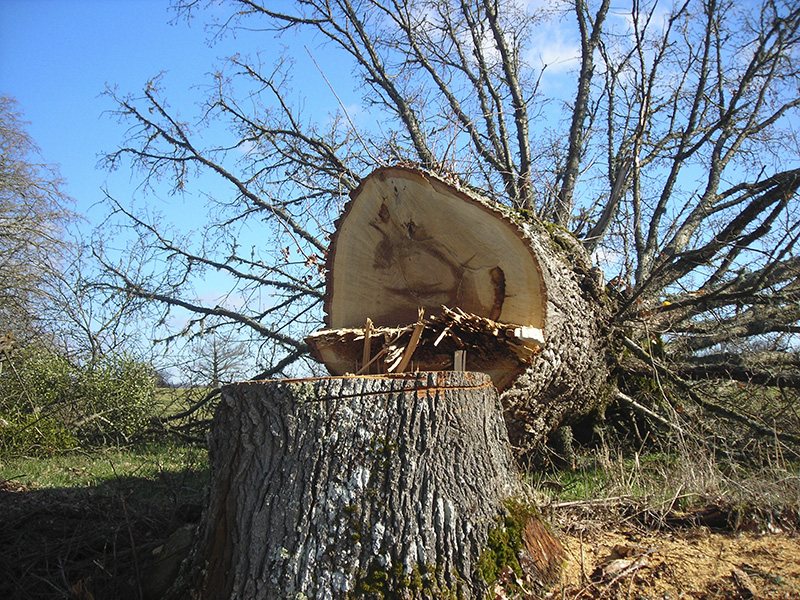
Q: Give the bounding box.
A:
[1,441,209,600]
[526,423,800,535]
[0,442,208,493]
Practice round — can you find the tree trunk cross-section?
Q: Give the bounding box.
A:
[310,166,612,454]
[324,167,546,330]
[182,372,563,599]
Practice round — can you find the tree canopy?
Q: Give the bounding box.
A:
[0,95,75,340]
[99,0,800,434]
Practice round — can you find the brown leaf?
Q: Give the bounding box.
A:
[70,577,94,600]
[731,567,759,599]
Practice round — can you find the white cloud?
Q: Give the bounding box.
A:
[592,246,624,271]
[523,8,581,75]
[529,34,581,73]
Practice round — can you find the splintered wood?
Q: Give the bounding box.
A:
[306,307,542,391]
[312,166,552,392]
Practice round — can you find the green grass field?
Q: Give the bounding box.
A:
[0,442,208,494]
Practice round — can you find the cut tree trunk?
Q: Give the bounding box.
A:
[308,166,612,455]
[177,372,563,599]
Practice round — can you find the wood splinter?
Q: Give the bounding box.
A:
[454,350,466,372]
[361,317,373,374]
[390,308,425,373]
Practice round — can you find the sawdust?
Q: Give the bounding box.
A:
[555,527,800,599]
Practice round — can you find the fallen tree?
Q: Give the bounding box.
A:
[101,0,800,462]
[308,166,612,455]
[173,168,603,598]
[164,145,800,600]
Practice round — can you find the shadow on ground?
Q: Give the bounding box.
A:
[0,471,206,600]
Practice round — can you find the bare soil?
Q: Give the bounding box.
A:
[556,526,800,599]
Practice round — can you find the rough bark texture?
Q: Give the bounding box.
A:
[498,220,612,456]
[180,372,562,599]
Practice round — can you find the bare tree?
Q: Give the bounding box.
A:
[0,95,75,340]
[185,330,251,386]
[0,95,158,370]
[583,0,800,381]
[99,0,800,452]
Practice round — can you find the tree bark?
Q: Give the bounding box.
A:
[178,372,562,599]
[499,218,612,455]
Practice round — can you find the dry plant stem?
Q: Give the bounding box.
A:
[549,495,639,510]
[597,555,650,599]
[620,336,800,446]
[120,495,143,600]
[613,390,686,435]
[579,531,589,584]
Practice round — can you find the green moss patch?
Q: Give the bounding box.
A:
[478,498,540,583]
[350,560,461,599]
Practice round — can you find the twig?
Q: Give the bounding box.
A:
[3,346,37,413]
[305,46,383,166]
[119,494,143,600]
[598,555,650,599]
[162,388,222,422]
[614,390,686,435]
[550,495,639,509]
[0,474,28,488]
[579,530,589,584]
[621,336,800,446]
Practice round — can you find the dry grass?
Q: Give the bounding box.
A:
[1,382,798,599]
[506,390,800,600]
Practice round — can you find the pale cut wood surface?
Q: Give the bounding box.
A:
[314,165,612,455]
[324,167,546,330]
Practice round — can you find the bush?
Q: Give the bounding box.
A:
[75,355,158,444]
[0,347,157,455]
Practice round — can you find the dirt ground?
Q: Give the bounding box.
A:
[554,522,800,599]
[3,477,800,599]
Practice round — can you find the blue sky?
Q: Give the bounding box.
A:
[0,0,354,226]
[3,1,200,218]
[0,0,356,368]
[0,0,583,224]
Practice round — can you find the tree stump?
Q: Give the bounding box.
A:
[180,372,563,599]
